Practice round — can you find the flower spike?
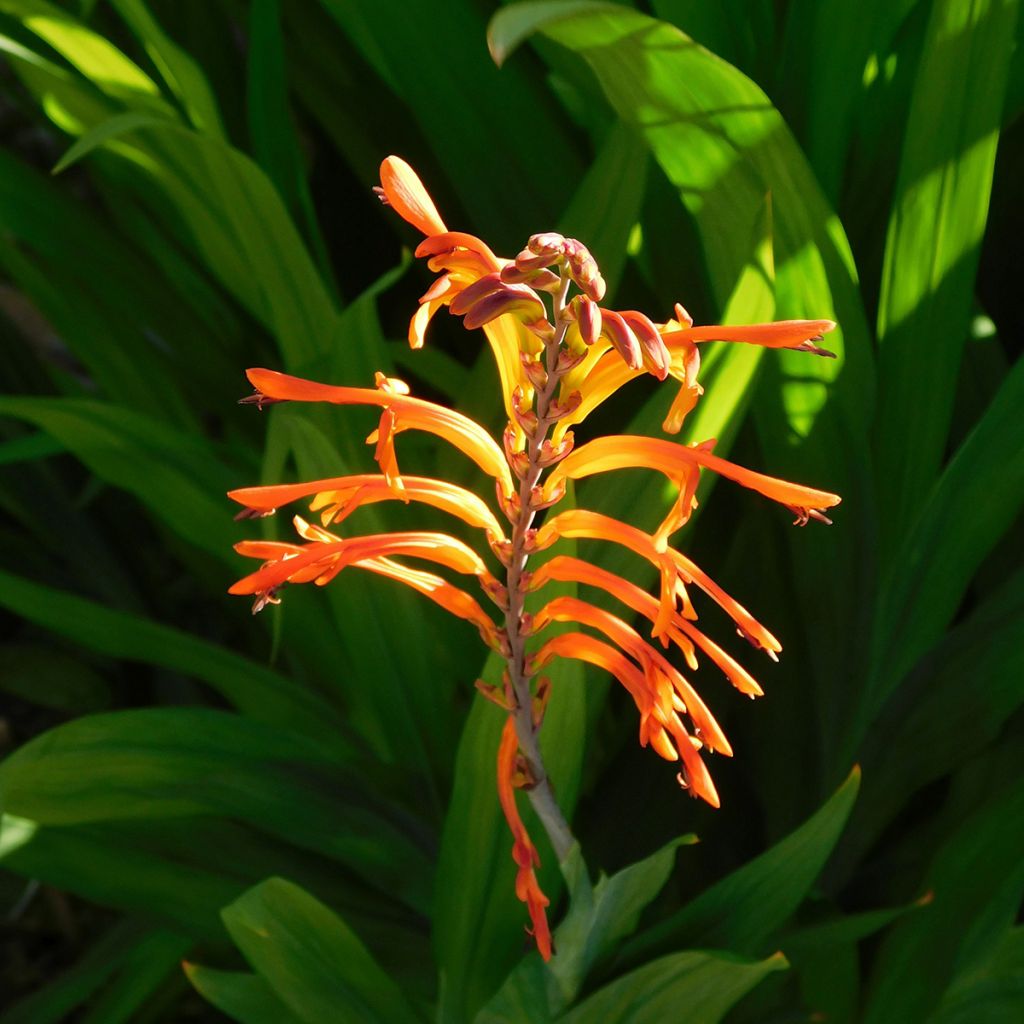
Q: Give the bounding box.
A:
[230,155,841,962]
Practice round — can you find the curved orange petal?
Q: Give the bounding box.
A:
[379,156,447,237]
[664,319,836,352]
[534,596,730,756]
[415,231,501,272]
[244,369,515,498]
[357,556,503,650]
[529,555,698,668]
[230,474,507,543]
[229,530,496,596]
[535,509,780,655]
[545,435,841,518]
[533,632,719,807]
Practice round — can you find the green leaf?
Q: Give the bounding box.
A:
[247,0,333,285]
[864,778,1024,1022]
[623,767,860,964]
[433,674,526,1024]
[866,355,1024,723]
[932,926,1024,1023]
[873,0,1020,549]
[651,0,773,73]
[783,0,918,200]
[0,920,190,1024]
[184,966,305,1024]
[123,123,340,369]
[0,815,239,938]
[0,0,168,108]
[550,837,697,1008]
[221,877,422,1024]
[0,430,64,465]
[0,567,341,737]
[0,642,110,713]
[559,950,787,1024]
[483,834,699,1020]
[322,0,583,247]
[0,396,237,558]
[847,569,1024,865]
[0,709,431,908]
[76,928,193,1024]
[108,0,225,137]
[556,120,648,299]
[51,109,170,173]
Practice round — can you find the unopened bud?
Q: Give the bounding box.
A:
[461,285,546,331]
[620,310,670,380]
[600,310,643,370]
[528,232,565,257]
[578,296,602,345]
[500,264,560,290]
[449,272,504,316]
[514,248,558,273]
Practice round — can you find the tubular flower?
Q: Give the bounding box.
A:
[230,155,840,960]
[497,717,553,961]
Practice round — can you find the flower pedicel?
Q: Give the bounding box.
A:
[230,156,841,960]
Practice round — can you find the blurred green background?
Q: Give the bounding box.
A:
[0,1,1021,1021]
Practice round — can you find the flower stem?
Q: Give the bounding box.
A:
[502,275,576,862]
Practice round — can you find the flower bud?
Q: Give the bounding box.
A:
[449,272,504,316]
[577,296,602,346]
[600,310,643,370]
[528,232,565,257]
[500,264,560,290]
[620,310,670,380]
[461,285,547,331]
[514,248,559,273]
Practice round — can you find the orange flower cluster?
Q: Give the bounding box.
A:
[229,157,840,959]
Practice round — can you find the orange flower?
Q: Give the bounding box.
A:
[534,508,781,655]
[544,434,842,530]
[531,632,719,806]
[230,520,504,616]
[228,473,507,546]
[533,595,731,757]
[496,717,552,961]
[378,157,541,424]
[243,368,515,499]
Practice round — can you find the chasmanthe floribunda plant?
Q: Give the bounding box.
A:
[228,157,841,960]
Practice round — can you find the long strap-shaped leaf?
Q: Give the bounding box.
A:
[874,0,1020,557]
[854,354,1024,762]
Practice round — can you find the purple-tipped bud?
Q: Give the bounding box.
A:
[620,310,671,380]
[528,232,565,258]
[500,264,560,290]
[563,239,606,301]
[514,248,559,273]
[578,296,602,346]
[600,310,643,371]
[461,284,546,330]
[449,272,504,316]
